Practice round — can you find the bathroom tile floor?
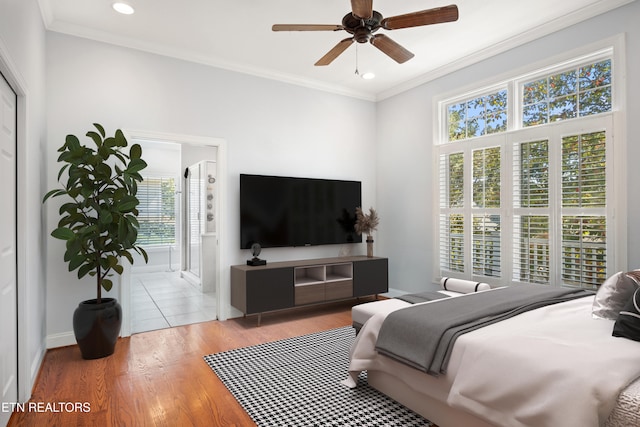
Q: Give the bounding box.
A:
[131,271,217,334]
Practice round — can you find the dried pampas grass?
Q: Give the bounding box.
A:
[355,206,379,236]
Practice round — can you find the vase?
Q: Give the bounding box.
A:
[73,298,122,359]
[366,236,374,258]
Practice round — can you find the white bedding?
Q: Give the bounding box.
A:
[344,293,640,427]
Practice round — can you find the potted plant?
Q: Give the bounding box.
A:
[355,206,380,257]
[43,123,148,359]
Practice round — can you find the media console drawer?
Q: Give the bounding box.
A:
[325,280,353,300]
[295,284,325,305]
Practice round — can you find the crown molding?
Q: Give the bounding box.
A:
[44,19,377,102]
[376,0,635,101]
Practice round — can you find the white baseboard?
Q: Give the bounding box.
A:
[46,331,130,349]
[46,331,76,349]
[30,344,46,388]
[131,264,181,274]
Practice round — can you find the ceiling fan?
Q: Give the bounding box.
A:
[272,1,459,66]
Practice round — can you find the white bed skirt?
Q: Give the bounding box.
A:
[368,364,640,427]
[368,369,497,427]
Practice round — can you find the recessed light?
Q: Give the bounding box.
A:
[361,72,375,80]
[112,2,135,15]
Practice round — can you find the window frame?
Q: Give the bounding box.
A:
[515,49,614,130]
[433,37,627,287]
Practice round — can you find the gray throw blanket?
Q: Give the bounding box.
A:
[396,290,451,304]
[375,285,593,376]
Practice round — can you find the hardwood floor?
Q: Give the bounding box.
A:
[8,300,360,427]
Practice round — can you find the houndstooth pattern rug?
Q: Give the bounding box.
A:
[203,326,432,427]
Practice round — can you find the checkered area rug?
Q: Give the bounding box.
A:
[203,326,432,427]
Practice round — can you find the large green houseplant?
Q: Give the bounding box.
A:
[43,123,148,359]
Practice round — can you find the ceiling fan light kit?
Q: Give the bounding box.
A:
[272,1,458,66]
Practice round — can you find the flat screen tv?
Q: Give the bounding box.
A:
[240,174,362,249]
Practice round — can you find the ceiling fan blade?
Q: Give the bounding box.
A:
[381,4,459,30]
[315,38,354,66]
[370,34,414,64]
[351,0,373,19]
[272,24,343,32]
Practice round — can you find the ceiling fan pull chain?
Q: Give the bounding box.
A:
[354,44,360,76]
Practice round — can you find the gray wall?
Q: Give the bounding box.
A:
[44,33,377,343]
[375,1,640,293]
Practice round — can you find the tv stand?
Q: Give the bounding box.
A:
[230,256,388,325]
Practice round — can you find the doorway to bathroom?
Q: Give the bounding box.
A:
[121,131,225,335]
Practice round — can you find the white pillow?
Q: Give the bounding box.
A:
[440,277,491,293]
[592,271,640,320]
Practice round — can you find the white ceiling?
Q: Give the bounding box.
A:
[37,0,634,101]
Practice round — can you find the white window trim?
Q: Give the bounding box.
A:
[432,35,627,285]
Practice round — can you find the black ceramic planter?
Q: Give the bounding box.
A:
[73,298,122,360]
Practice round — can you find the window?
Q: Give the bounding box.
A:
[437,49,619,289]
[522,60,612,127]
[137,176,177,246]
[447,89,508,141]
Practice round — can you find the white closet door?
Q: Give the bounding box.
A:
[0,74,17,427]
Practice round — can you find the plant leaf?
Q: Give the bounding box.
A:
[118,195,139,212]
[122,251,134,265]
[126,158,147,174]
[114,129,128,147]
[93,123,105,138]
[78,263,94,279]
[86,131,103,148]
[138,246,149,263]
[51,227,75,240]
[107,255,118,268]
[130,143,142,160]
[68,254,85,271]
[43,189,64,203]
[65,134,81,151]
[56,163,70,182]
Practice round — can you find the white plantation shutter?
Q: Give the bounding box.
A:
[515,140,549,208]
[513,140,550,284]
[439,152,465,273]
[513,215,550,284]
[472,147,501,208]
[561,216,606,287]
[472,147,501,278]
[440,214,465,273]
[472,214,501,277]
[560,131,607,287]
[561,132,606,208]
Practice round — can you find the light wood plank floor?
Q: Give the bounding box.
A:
[8,300,363,427]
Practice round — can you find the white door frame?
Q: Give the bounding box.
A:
[0,41,31,404]
[120,129,228,336]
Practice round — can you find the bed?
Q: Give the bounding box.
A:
[344,280,640,427]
